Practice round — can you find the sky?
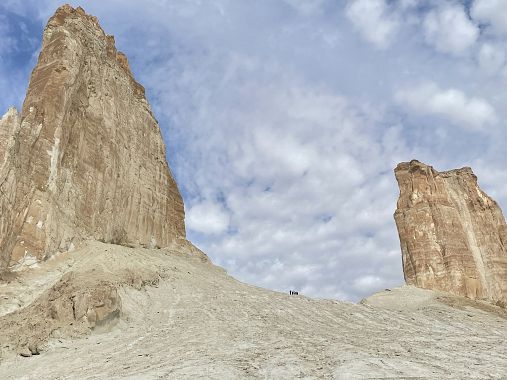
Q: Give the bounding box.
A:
[1,0,506,302]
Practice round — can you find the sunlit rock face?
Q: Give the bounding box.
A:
[394,160,507,305]
[0,5,185,270]
[0,108,20,167]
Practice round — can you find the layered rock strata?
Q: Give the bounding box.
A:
[0,5,185,270]
[394,160,507,305]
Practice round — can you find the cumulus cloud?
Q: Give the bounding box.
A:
[186,202,230,235]
[170,77,409,300]
[2,0,507,302]
[477,42,506,74]
[423,3,479,55]
[345,0,399,49]
[353,275,386,294]
[472,0,507,35]
[396,83,496,130]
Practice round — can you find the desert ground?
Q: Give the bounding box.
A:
[0,241,506,379]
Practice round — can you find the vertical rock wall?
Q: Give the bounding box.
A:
[394,160,507,305]
[0,5,185,270]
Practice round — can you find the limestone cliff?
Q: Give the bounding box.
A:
[394,160,507,305]
[0,5,185,270]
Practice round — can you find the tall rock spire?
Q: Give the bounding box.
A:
[0,5,185,270]
[394,160,507,305]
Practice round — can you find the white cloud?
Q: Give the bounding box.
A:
[283,0,325,15]
[396,83,496,130]
[353,275,385,294]
[397,0,422,10]
[477,42,506,74]
[3,0,507,303]
[170,74,408,300]
[345,0,399,49]
[472,0,507,35]
[423,4,479,55]
[186,202,230,235]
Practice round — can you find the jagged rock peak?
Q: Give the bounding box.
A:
[1,107,19,120]
[0,5,185,271]
[46,5,138,84]
[394,160,507,305]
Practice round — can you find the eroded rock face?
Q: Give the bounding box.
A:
[394,160,507,305]
[2,269,123,357]
[0,108,20,168]
[0,5,185,270]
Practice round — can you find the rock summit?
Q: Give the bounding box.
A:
[0,5,185,271]
[394,160,507,305]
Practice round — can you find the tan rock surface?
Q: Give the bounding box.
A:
[0,108,19,168]
[0,5,185,270]
[394,160,507,305]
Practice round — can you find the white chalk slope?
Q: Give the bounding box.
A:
[0,241,506,379]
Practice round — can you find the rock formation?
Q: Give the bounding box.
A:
[394,160,507,305]
[0,5,185,270]
[0,108,20,168]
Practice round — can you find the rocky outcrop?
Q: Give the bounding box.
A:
[0,108,20,168]
[0,5,185,270]
[8,270,123,357]
[394,160,507,305]
[0,239,208,357]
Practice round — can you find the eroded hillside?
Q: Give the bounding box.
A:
[0,241,506,379]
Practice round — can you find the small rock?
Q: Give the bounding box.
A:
[29,345,40,355]
[18,347,32,357]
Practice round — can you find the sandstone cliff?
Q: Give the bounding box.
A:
[0,108,19,168]
[394,160,507,305]
[0,5,185,270]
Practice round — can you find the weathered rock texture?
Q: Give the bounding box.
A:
[0,108,20,168]
[394,160,507,305]
[0,5,185,270]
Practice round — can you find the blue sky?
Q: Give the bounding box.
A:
[1,0,507,301]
